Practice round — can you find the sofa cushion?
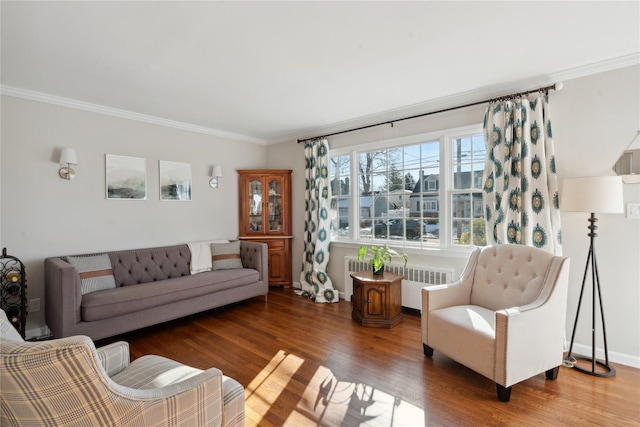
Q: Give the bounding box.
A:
[81,268,259,321]
[109,245,191,286]
[211,241,243,270]
[428,305,496,379]
[67,254,116,295]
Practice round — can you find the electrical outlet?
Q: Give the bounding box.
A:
[627,203,640,219]
[30,298,40,312]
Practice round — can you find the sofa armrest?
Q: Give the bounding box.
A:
[109,367,224,426]
[96,341,130,377]
[494,257,570,387]
[45,257,82,338]
[240,241,269,283]
[420,247,480,345]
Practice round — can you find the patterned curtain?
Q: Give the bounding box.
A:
[298,138,339,303]
[482,94,562,255]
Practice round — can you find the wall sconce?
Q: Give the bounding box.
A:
[59,148,78,180]
[209,165,222,188]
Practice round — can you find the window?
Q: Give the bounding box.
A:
[330,154,351,238]
[330,125,486,248]
[451,134,486,246]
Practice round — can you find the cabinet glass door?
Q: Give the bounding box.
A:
[268,178,283,232]
[248,179,263,232]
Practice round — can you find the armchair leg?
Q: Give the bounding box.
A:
[545,366,560,380]
[423,344,434,358]
[496,384,512,402]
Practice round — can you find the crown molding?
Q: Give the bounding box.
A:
[0,86,268,145]
[271,53,640,145]
[2,53,637,146]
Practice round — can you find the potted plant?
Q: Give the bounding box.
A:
[357,244,408,275]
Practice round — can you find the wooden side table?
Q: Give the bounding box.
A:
[350,270,403,328]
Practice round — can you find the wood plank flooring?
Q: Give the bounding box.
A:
[108,288,640,426]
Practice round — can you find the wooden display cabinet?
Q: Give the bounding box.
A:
[238,169,292,287]
[351,270,403,328]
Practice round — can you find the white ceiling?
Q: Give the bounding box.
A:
[2,1,639,145]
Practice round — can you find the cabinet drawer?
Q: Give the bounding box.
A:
[250,239,284,249]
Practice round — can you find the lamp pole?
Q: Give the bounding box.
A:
[565,212,615,377]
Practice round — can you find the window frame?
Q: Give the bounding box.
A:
[329,124,484,251]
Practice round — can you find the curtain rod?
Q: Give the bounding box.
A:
[297,82,563,144]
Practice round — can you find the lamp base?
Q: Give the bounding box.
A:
[59,166,76,180]
[571,356,616,378]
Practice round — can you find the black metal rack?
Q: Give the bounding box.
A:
[1,248,27,338]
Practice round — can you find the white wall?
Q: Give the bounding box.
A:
[1,96,268,336]
[270,65,640,367]
[554,65,640,367]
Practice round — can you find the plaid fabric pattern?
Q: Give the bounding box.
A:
[222,376,246,427]
[1,311,232,427]
[112,355,205,389]
[96,341,130,377]
[0,309,24,342]
[113,355,246,427]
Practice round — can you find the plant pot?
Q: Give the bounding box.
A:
[372,265,385,275]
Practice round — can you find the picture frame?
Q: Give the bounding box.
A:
[106,154,147,200]
[159,160,192,201]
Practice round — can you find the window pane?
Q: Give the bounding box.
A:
[424,218,440,240]
[421,142,440,170]
[373,219,387,240]
[330,155,351,239]
[453,135,486,190]
[335,197,350,238]
[451,219,470,245]
[451,191,486,246]
[359,218,373,239]
[452,193,470,218]
[472,134,486,180]
[372,194,388,219]
[472,192,483,218]
[330,155,350,196]
[453,218,487,246]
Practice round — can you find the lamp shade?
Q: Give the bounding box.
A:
[561,176,624,214]
[59,148,78,165]
[212,165,222,177]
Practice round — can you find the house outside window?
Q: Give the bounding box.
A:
[330,125,486,248]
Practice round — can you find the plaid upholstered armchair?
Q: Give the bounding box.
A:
[421,244,570,402]
[0,309,244,426]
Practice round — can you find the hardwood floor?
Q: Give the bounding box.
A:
[110,288,640,426]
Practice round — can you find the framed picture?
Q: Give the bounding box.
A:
[160,160,192,201]
[106,154,147,200]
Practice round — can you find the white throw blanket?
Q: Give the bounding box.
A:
[187,240,228,274]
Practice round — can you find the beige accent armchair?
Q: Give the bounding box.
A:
[0,309,245,426]
[421,244,570,401]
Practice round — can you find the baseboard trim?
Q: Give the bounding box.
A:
[26,325,51,341]
[569,343,640,369]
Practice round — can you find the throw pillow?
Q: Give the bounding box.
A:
[211,241,243,270]
[67,254,117,295]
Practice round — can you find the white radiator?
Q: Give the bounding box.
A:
[343,257,455,311]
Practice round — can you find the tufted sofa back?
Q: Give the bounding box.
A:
[108,245,192,286]
[470,244,556,311]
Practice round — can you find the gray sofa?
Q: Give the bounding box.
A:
[45,241,268,340]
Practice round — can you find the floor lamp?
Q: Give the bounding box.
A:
[561,176,623,378]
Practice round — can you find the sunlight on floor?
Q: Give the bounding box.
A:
[245,350,425,427]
